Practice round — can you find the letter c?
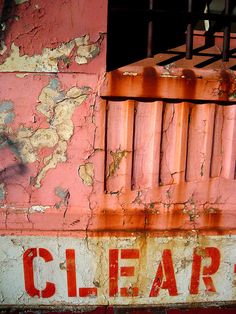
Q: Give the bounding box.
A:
[23,248,55,298]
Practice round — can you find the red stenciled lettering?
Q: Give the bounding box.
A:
[120,249,139,297]
[109,249,140,297]
[190,247,220,294]
[66,249,77,297]
[121,249,139,259]
[23,248,55,298]
[79,288,97,297]
[120,266,135,276]
[65,249,97,298]
[149,249,178,297]
[23,248,39,297]
[109,249,119,297]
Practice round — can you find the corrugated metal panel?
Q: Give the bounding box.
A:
[104,99,236,188]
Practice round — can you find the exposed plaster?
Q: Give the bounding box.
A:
[107,150,127,178]
[54,186,70,213]
[0,34,102,72]
[0,78,90,188]
[0,101,15,127]
[78,162,94,186]
[0,184,6,200]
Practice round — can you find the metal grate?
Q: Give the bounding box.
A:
[108,0,236,69]
[184,0,235,61]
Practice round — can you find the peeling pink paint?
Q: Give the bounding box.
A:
[0,0,107,73]
[0,0,236,310]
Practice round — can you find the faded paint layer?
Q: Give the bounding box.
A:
[0,0,107,73]
[0,0,236,310]
[0,71,236,233]
[0,77,90,188]
[0,35,102,72]
[0,235,236,307]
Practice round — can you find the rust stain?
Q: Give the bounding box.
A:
[181,69,197,100]
[101,67,236,103]
[142,67,159,98]
[0,0,236,238]
[195,247,208,257]
[202,210,223,231]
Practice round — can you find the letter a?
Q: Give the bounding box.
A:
[149,249,178,297]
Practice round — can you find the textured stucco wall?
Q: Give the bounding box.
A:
[0,0,108,231]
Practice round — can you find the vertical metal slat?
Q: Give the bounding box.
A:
[223,0,231,62]
[186,0,193,59]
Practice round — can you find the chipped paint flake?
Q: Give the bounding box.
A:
[76,44,100,65]
[0,79,89,188]
[30,129,59,149]
[0,184,5,200]
[0,35,101,72]
[33,82,88,187]
[55,186,69,199]
[54,186,70,209]
[107,150,127,177]
[78,162,94,186]
[15,73,29,78]
[0,101,15,127]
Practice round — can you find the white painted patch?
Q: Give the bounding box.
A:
[28,206,50,213]
[0,235,235,307]
[123,72,138,76]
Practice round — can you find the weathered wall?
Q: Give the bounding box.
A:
[1,1,236,234]
[1,235,236,306]
[0,0,106,72]
[0,0,236,310]
[0,0,108,231]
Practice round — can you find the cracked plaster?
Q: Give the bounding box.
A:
[0,34,102,72]
[79,163,94,186]
[0,78,90,188]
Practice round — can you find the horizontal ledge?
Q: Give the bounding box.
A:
[100,66,236,102]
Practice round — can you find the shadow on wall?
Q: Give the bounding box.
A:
[107,0,206,70]
[0,0,16,41]
[0,133,27,182]
[107,0,236,70]
[0,1,26,183]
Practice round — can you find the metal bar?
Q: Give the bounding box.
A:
[147,0,153,57]
[223,0,231,62]
[186,0,193,59]
[111,8,236,23]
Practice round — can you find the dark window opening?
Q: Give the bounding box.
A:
[107,0,236,71]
